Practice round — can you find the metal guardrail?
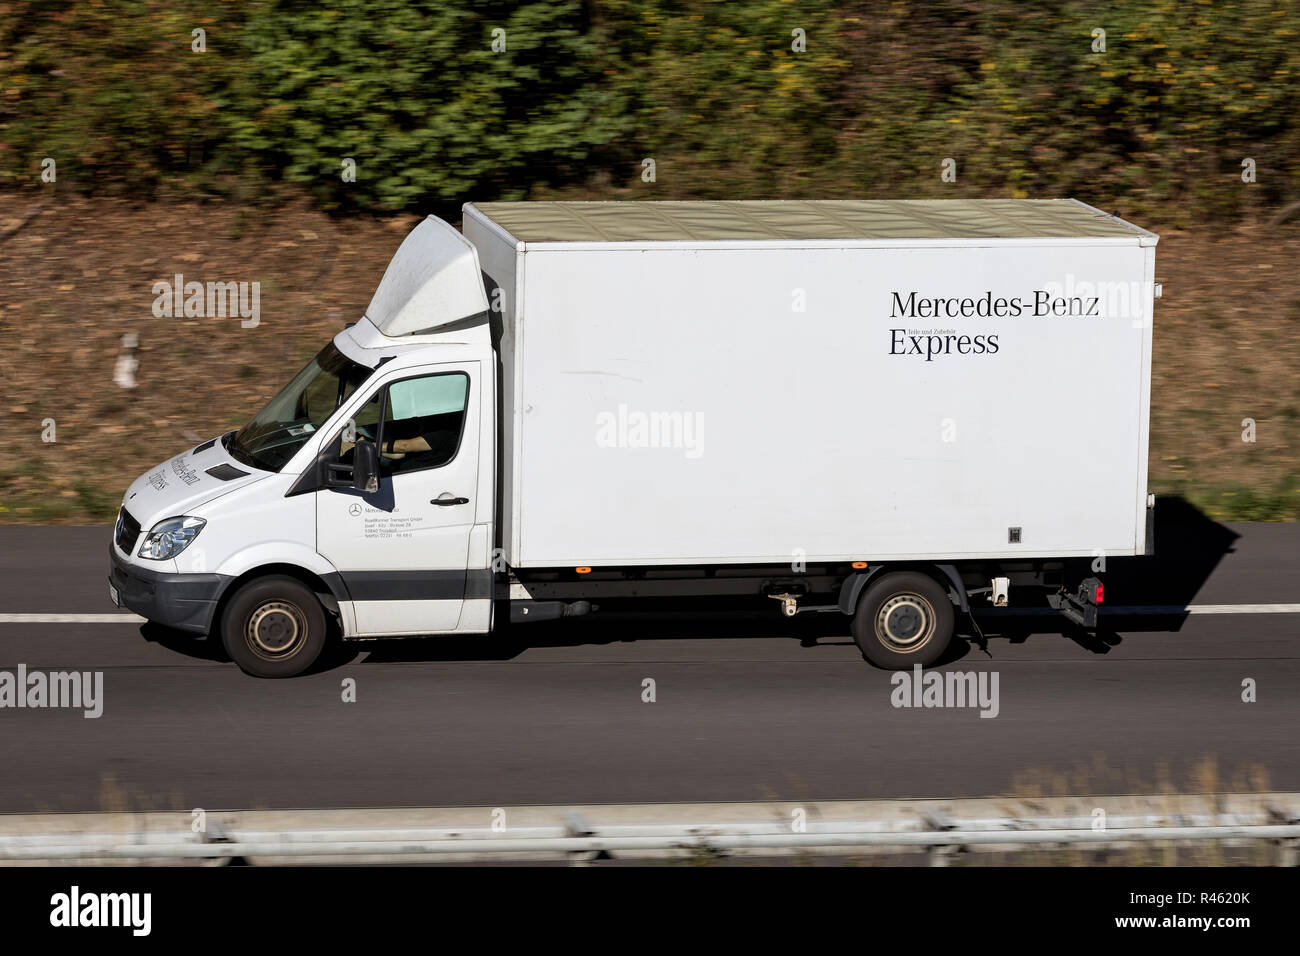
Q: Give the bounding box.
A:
[3,808,1299,864]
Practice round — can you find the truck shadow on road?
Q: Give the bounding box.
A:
[1100,497,1240,608]
[353,606,864,664]
[971,496,1240,657]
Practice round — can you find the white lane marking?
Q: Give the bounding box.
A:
[0,605,1297,625]
[0,613,146,623]
[1124,604,1300,615]
[979,604,1300,616]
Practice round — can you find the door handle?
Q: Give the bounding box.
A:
[432,494,469,506]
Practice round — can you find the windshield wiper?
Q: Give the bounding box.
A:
[225,431,274,472]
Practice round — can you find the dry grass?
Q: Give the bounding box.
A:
[1146,224,1300,520]
[0,195,422,521]
[1,195,1297,523]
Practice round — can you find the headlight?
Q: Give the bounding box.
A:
[138,516,207,560]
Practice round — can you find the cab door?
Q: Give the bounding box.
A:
[316,362,480,635]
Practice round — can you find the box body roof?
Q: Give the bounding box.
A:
[467,199,1156,245]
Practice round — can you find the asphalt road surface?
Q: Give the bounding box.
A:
[0,512,1295,813]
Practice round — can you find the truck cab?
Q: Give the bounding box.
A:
[110,216,498,676]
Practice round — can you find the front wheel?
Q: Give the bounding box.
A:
[852,571,954,669]
[221,575,328,678]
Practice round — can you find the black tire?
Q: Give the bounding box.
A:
[852,571,955,669]
[221,575,328,678]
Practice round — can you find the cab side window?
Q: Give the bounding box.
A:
[379,372,470,475]
[339,372,469,477]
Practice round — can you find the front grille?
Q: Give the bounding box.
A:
[115,507,141,554]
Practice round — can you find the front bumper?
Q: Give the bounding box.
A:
[109,544,228,634]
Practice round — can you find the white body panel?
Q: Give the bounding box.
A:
[310,332,496,636]
[315,358,484,635]
[464,205,1156,567]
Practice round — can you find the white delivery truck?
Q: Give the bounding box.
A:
[109,199,1159,677]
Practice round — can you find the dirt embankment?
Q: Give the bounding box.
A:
[1,195,1297,523]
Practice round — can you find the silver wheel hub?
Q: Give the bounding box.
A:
[247,602,305,656]
[876,593,935,650]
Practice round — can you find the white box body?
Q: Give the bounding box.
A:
[463,203,1156,568]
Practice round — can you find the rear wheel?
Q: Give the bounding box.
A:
[221,575,328,678]
[852,571,954,669]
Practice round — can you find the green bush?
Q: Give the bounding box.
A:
[232,0,622,210]
[0,0,254,194]
[939,0,1300,222]
[0,0,621,208]
[590,0,849,194]
[2,0,1298,218]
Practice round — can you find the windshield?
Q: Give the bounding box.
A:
[229,343,374,472]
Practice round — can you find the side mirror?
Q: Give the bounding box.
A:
[352,439,380,493]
